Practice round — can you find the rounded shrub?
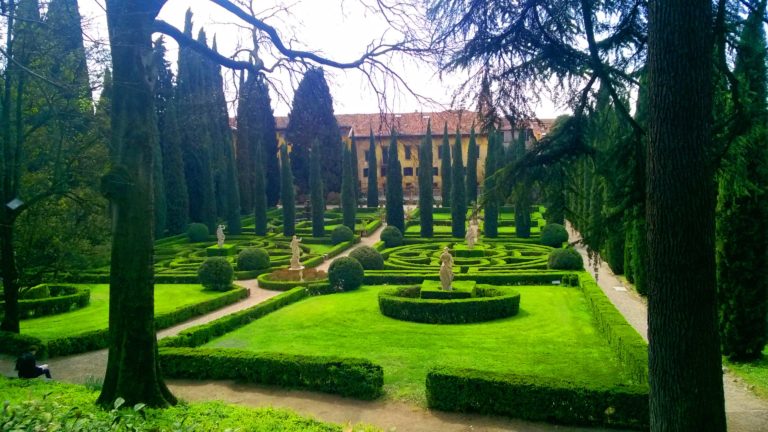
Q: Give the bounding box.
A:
[331,225,354,245]
[328,257,364,291]
[547,248,584,270]
[187,223,209,242]
[540,223,569,247]
[198,257,234,291]
[381,225,403,247]
[349,246,384,270]
[237,248,270,271]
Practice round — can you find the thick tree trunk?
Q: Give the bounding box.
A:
[97,0,175,408]
[0,220,20,333]
[646,1,725,430]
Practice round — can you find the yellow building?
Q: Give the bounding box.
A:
[275,110,553,198]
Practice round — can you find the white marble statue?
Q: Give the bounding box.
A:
[439,246,454,291]
[290,235,302,269]
[465,219,479,250]
[216,224,226,248]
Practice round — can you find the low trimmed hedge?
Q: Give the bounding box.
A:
[378,285,520,324]
[0,331,48,358]
[256,273,329,291]
[160,287,308,348]
[2,285,90,320]
[363,271,574,286]
[160,347,383,400]
[426,367,649,429]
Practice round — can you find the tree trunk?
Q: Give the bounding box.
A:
[0,220,20,333]
[646,1,725,430]
[97,0,175,408]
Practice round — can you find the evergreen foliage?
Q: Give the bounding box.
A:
[366,129,379,207]
[483,129,499,237]
[385,130,405,232]
[198,257,234,292]
[540,223,569,248]
[381,226,404,247]
[513,130,531,238]
[450,129,466,238]
[350,134,360,203]
[331,225,354,245]
[465,126,478,205]
[440,122,452,207]
[547,248,584,270]
[285,68,342,194]
[328,257,364,291]
[349,246,384,270]
[237,248,270,271]
[280,145,296,236]
[310,139,325,237]
[419,120,434,237]
[253,136,268,236]
[341,141,357,231]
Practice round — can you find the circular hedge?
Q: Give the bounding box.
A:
[349,246,384,270]
[237,248,270,271]
[540,223,569,248]
[328,257,364,291]
[187,223,209,242]
[378,285,520,324]
[198,257,234,291]
[5,284,91,319]
[331,225,354,245]
[381,226,403,247]
[547,247,584,270]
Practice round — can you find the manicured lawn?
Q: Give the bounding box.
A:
[728,347,768,399]
[20,284,232,341]
[205,284,630,403]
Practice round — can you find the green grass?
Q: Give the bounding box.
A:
[20,284,232,341]
[204,284,630,403]
[0,377,378,432]
[728,347,768,399]
[305,243,338,255]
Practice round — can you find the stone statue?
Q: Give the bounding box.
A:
[216,225,226,248]
[439,247,454,291]
[465,219,479,250]
[290,235,302,269]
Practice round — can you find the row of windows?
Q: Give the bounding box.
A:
[364,146,468,161]
[363,167,439,177]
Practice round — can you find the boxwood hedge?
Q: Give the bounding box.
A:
[1,284,90,320]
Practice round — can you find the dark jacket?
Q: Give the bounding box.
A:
[15,352,38,378]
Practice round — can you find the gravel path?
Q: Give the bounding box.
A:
[568,223,768,432]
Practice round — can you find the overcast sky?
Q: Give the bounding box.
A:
[78,0,566,118]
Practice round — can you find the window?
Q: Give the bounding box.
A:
[433,167,438,175]
[438,147,442,158]
[363,168,369,177]
[364,150,370,160]
[404,167,414,176]
[382,147,389,163]
[405,145,412,160]
[381,167,387,177]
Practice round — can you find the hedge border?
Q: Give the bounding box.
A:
[256,273,329,291]
[378,285,520,324]
[160,347,383,399]
[426,367,649,429]
[363,271,573,286]
[0,285,90,320]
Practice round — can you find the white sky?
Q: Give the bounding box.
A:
[77,0,566,118]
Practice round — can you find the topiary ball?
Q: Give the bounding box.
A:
[547,247,584,270]
[540,223,569,247]
[349,246,384,270]
[198,257,234,291]
[381,225,403,247]
[328,256,364,291]
[331,225,354,245]
[187,223,209,242]
[237,248,270,271]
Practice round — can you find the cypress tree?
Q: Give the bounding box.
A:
[440,122,452,207]
[717,0,768,361]
[341,141,357,231]
[235,73,254,214]
[253,138,268,236]
[285,68,342,194]
[513,130,531,238]
[451,128,466,238]
[280,145,295,236]
[418,120,434,237]
[350,133,360,204]
[153,38,189,235]
[310,139,325,237]
[483,129,499,238]
[385,129,405,231]
[367,128,379,207]
[465,126,478,206]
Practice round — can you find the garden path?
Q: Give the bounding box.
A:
[568,223,768,432]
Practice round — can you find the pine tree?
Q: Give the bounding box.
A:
[253,138,268,236]
[153,38,189,235]
[465,126,478,205]
[350,133,360,204]
[451,128,466,238]
[483,129,499,238]
[367,128,379,207]
[285,68,342,194]
[341,141,357,231]
[385,129,404,231]
[310,139,325,237]
[440,122,452,207]
[419,120,434,237]
[513,129,531,238]
[280,145,296,236]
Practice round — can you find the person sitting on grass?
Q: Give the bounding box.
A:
[15,346,51,379]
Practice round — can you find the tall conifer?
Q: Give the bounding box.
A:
[350,134,360,203]
[385,130,405,231]
[280,145,296,236]
[367,128,379,207]
[483,129,499,238]
[451,128,466,237]
[513,129,531,238]
[310,139,325,237]
[440,122,452,207]
[418,120,434,237]
[465,126,478,205]
[253,138,268,236]
[341,141,357,231]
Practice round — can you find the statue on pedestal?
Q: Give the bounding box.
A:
[290,235,302,270]
[439,246,454,291]
[216,224,226,248]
